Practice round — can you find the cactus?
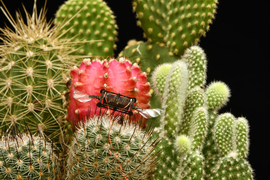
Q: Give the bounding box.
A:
[151,45,254,179]
[0,0,255,179]
[0,129,58,179]
[55,0,118,58]
[132,0,217,53]
[66,112,160,180]
[0,0,76,147]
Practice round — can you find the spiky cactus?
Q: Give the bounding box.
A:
[151,45,254,179]
[0,130,58,179]
[55,0,118,58]
[0,1,77,147]
[66,113,159,180]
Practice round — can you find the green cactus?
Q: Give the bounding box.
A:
[133,0,218,56]
[0,1,75,148]
[118,40,179,77]
[151,45,254,180]
[0,130,58,179]
[204,114,253,179]
[55,0,118,58]
[66,113,159,180]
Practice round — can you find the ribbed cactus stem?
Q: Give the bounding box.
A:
[160,60,188,137]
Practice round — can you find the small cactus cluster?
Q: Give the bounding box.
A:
[55,0,118,58]
[0,0,78,147]
[0,129,58,179]
[66,113,159,179]
[151,46,253,179]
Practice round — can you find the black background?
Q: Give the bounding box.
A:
[1,0,268,179]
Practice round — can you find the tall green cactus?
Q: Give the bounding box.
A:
[55,0,118,58]
[151,45,254,180]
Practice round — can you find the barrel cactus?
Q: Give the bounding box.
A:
[0,0,77,146]
[66,113,160,179]
[0,130,58,179]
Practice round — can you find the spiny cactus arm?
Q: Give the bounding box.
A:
[178,87,206,135]
[206,81,230,111]
[213,113,236,156]
[167,0,218,55]
[154,134,181,180]
[55,0,118,57]
[159,60,189,137]
[207,152,253,180]
[151,63,172,101]
[178,150,204,180]
[132,0,168,44]
[189,107,208,151]
[236,117,250,159]
[182,45,207,91]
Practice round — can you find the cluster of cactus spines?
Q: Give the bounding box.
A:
[151,45,253,179]
[0,0,76,147]
[66,113,160,180]
[133,0,218,55]
[55,0,118,58]
[0,130,58,179]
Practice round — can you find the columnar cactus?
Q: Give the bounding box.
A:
[55,0,118,57]
[151,45,254,180]
[0,130,58,179]
[0,1,76,147]
[66,113,159,180]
